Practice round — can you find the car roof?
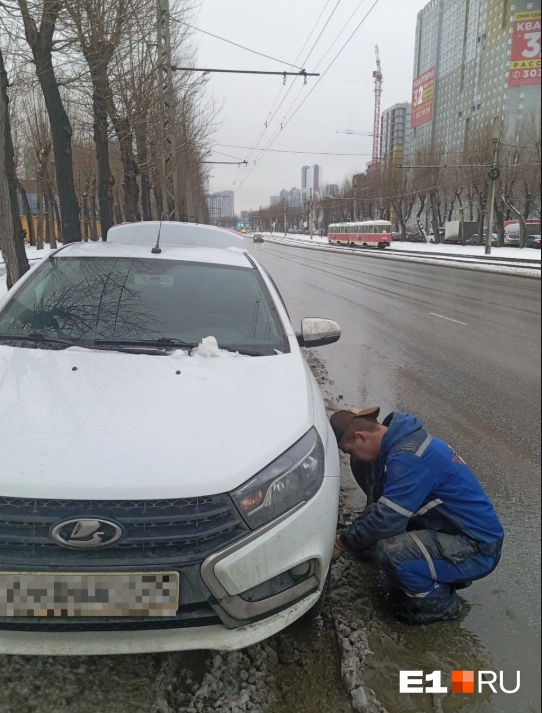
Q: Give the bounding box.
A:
[53,240,253,269]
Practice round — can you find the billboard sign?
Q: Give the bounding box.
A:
[509,11,541,87]
[411,68,435,129]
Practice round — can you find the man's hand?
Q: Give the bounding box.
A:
[332,531,348,561]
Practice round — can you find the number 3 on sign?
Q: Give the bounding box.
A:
[522,31,541,58]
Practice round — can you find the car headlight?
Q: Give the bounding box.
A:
[231,429,325,529]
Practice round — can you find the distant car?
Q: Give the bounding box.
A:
[466,233,498,246]
[253,233,264,243]
[392,232,403,241]
[526,235,541,249]
[406,232,427,243]
[504,232,521,247]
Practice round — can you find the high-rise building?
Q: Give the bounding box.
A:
[380,103,412,163]
[270,196,280,206]
[301,165,323,203]
[206,190,235,220]
[289,188,302,207]
[327,184,340,198]
[411,0,541,154]
[278,189,288,203]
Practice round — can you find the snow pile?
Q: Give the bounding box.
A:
[191,336,241,358]
[227,246,248,255]
[262,232,329,245]
[389,241,541,261]
[329,559,387,713]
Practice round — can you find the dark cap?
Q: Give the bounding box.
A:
[330,407,381,445]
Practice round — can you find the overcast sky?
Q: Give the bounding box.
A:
[195,0,429,212]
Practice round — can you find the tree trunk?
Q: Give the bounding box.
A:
[429,190,441,243]
[43,190,50,243]
[477,192,486,246]
[154,185,163,220]
[416,194,427,238]
[87,57,114,240]
[36,174,44,250]
[523,189,532,220]
[0,48,30,288]
[82,191,90,241]
[502,193,527,248]
[47,183,57,248]
[17,178,36,246]
[90,178,98,241]
[28,46,82,243]
[494,198,506,247]
[135,121,152,221]
[107,92,139,222]
[51,193,61,243]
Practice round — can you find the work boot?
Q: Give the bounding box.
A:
[394,594,461,625]
[453,581,472,591]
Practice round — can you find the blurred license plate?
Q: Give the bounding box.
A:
[0,572,179,617]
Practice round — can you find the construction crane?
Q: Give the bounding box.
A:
[372,45,383,165]
[336,129,374,137]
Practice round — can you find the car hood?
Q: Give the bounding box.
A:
[0,346,315,499]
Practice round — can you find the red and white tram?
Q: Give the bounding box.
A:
[328,221,392,249]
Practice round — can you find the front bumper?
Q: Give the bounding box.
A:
[0,473,339,655]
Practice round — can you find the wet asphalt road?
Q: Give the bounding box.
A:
[249,240,541,713]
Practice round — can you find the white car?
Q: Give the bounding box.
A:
[0,222,341,656]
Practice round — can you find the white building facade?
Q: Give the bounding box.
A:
[206,191,235,220]
[380,103,413,162]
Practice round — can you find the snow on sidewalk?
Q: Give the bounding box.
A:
[388,241,541,261]
[257,231,541,261]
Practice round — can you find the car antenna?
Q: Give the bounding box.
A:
[152,214,164,254]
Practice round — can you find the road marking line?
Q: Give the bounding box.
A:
[429,312,469,326]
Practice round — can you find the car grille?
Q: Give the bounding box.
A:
[0,495,247,567]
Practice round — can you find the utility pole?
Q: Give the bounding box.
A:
[353,175,358,221]
[309,188,314,240]
[157,0,180,220]
[283,200,287,236]
[486,120,501,256]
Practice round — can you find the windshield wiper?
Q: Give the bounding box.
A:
[0,333,90,348]
[94,337,196,349]
[94,338,262,356]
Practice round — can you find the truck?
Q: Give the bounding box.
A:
[444,221,478,245]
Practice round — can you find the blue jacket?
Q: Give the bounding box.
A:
[342,412,504,556]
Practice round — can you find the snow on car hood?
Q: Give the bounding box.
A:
[0,346,315,499]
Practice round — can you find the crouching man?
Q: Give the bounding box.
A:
[331,407,504,625]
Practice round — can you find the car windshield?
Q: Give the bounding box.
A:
[0,257,290,356]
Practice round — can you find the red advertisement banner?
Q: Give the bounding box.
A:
[411,68,435,129]
[509,11,541,87]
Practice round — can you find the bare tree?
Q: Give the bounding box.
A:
[16,0,82,242]
[64,0,129,238]
[0,46,30,288]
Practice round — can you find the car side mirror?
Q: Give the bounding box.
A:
[297,318,341,348]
